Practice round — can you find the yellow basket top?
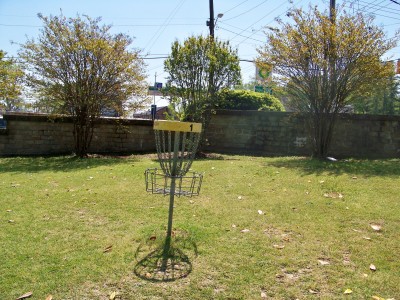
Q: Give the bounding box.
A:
[153,120,202,133]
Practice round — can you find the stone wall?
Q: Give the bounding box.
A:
[1,111,399,158]
[204,110,400,158]
[0,112,155,156]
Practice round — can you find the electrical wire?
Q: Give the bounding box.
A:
[0,22,202,28]
[218,21,266,39]
[350,0,400,17]
[113,23,202,27]
[359,0,387,13]
[235,0,306,44]
[342,1,400,22]
[359,0,400,14]
[223,0,250,14]
[218,26,265,43]
[143,0,186,53]
[222,0,271,22]
[0,23,42,27]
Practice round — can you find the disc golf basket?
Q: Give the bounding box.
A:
[144,120,203,272]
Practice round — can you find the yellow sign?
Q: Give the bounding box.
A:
[255,62,273,82]
[153,120,202,133]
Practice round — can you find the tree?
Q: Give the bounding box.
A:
[351,76,400,115]
[257,6,396,158]
[0,50,24,111]
[19,14,148,157]
[216,89,285,111]
[164,35,241,123]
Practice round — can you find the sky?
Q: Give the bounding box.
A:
[1,0,400,107]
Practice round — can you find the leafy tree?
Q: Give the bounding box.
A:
[0,50,24,111]
[257,6,395,158]
[351,76,400,115]
[216,89,284,111]
[19,14,148,157]
[164,35,241,123]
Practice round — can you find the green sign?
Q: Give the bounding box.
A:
[255,63,273,82]
[254,86,273,95]
[258,68,271,79]
[255,85,264,93]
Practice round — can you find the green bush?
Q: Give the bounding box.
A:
[216,89,285,111]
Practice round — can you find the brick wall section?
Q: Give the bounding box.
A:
[0,112,155,156]
[331,113,400,158]
[1,111,400,158]
[204,110,400,158]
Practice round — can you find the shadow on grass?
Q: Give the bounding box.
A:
[0,155,140,174]
[134,246,192,282]
[134,230,198,282]
[266,157,400,177]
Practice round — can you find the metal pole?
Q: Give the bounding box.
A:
[209,0,214,37]
[162,131,180,270]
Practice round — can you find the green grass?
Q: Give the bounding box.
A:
[1,154,399,299]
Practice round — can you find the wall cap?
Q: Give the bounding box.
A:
[213,109,400,121]
[3,112,154,126]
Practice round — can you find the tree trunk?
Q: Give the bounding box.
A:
[311,112,336,159]
[72,109,94,158]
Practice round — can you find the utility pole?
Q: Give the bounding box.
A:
[151,72,157,120]
[154,72,157,105]
[330,0,336,22]
[208,0,215,37]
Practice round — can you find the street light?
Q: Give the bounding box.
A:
[215,13,223,26]
[206,13,223,37]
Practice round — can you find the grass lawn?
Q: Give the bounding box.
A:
[1,154,399,299]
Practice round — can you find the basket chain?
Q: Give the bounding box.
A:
[154,129,200,177]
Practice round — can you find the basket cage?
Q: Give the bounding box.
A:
[154,130,200,177]
[145,168,203,197]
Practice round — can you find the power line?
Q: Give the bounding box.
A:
[223,0,250,14]
[222,0,270,22]
[343,1,400,22]
[0,23,204,28]
[0,13,205,21]
[0,23,42,27]
[350,0,400,16]
[143,56,168,59]
[218,21,265,39]
[113,23,202,27]
[143,0,186,52]
[3,55,257,63]
[218,26,265,43]
[359,0,387,13]
[235,0,306,44]
[357,0,400,15]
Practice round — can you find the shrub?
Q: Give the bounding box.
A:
[216,89,285,111]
